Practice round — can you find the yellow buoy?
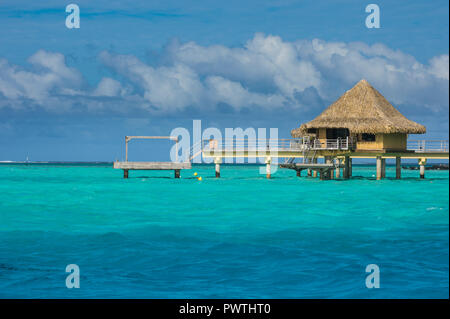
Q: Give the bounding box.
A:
[197,176,202,181]
[194,172,198,176]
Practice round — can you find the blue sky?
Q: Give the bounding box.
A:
[0,0,448,161]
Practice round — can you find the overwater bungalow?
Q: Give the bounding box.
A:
[290,79,426,152]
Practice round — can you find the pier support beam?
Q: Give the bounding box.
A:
[348,157,352,177]
[335,159,341,179]
[325,157,333,180]
[381,158,386,179]
[307,158,312,177]
[320,157,331,180]
[419,158,426,179]
[296,170,301,177]
[320,169,331,180]
[376,156,382,180]
[124,169,129,179]
[214,157,221,178]
[265,157,271,179]
[343,156,350,179]
[395,157,401,179]
[312,158,318,178]
[174,169,180,179]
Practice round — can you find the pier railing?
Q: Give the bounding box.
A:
[201,137,355,153]
[194,137,448,161]
[407,140,449,153]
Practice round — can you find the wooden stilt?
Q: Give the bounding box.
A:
[396,157,401,179]
[319,169,325,180]
[307,158,312,177]
[321,157,331,180]
[296,170,301,177]
[215,164,220,178]
[343,156,349,179]
[214,157,221,178]
[419,158,426,179]
[335,159,341,178]
[174,169,180,178]
[313,158,318,178]
[381,158,386,178]
[325,157,333,180]
[124,169,129,179]
[348,157,352,177]
[265,157,271,179]
[376,156,382,180]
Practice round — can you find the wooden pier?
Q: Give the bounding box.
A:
[114,136,191,178]
[199,138,448,180]
[114,161,191,178]
[113,135,448,180]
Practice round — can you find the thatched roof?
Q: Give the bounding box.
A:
[291,79,426,137]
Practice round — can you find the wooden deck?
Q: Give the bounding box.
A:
[114,162,191,170]
[114,161,191,179]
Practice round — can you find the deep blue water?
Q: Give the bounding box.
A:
[0,163,448,298]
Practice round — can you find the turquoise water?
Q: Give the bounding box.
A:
[0,163,448,298]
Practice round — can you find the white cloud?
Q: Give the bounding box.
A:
[428,55,449,81]
[0,50,82,110]
[93,77,127,97]
[0,34,448,115]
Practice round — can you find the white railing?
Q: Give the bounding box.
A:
[407,140,448,153]
[201,137,354,153]
[192,137,448,160]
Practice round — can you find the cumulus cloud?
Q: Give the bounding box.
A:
[0,34,448,115]
[93,77,127,97]
[0,50,84,111]
[428,55,449,81]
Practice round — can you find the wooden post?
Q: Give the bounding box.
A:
[348,157,352,177]
[214,157,221,178]
[297,169,301,177]
[419,158,426,179]
[124,169,129,179]
[319,169,325,180]
[325,156,333,180]
[343,156,349,179]
[174,169,181,179]
[395,157,401,179]
[266,163,271,179]
[376,156,382,180]
[335,159,341,178]
[381,158,386,179]
[175,138,178,162]
[215,164,220,178]
[307,158,312,177]
[265,157,271,179]
[313,158,318,178]
[125,136,129,162]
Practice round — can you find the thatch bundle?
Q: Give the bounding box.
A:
[291,79,426,138]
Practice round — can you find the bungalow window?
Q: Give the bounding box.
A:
[326,128,349,139]
[307,128,317,134]
[361,133,376,142]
